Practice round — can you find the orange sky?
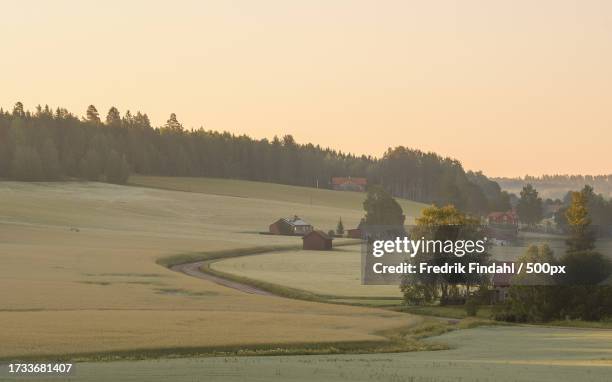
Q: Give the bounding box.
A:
[1,1,611,177]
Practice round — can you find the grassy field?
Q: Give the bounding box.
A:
[129,175,426,224]
[210,236,612,301]
[0,178,426,359]
[6,325,610,382]
[2,176,610,381]
[211,244,402,299]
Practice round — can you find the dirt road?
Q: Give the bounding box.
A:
[170,260,274,296]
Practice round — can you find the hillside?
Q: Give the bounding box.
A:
[129,175,427,220]
[0,180,421,359]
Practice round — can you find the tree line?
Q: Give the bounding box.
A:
[0,102,509,214]
[495,174,612,198]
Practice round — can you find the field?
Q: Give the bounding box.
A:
[211,245,402,299]
[6,326,611,382]
[129,175,425,224]
[0,179,426,359]
[210,235,612,301]
[2,176,611,381]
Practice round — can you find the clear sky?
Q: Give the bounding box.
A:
[1,1,611,177]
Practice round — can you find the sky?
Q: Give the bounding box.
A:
[1,0,611,177]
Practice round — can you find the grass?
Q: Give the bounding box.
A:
[210,245,402,298]
[544,320,612,329]
[3,315,487,363]
[1,176,610,378]
[0,179,423,359]
[6,325,611,382]
[129,175,426,223]
[394,304,494,320]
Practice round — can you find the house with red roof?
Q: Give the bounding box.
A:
[331,177,367,192]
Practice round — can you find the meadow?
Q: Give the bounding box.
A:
[129,175,425,223]
[211,245,402,299]
[1,176,610,382]
[6,325,610,382]
[211,234,612,301]
[0,178,425,359]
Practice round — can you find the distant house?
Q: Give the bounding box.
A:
[269,216,313,236]
[491,263,514,304]
[331,177,367,192]
[487,211,519,241]
[347,228,362,239]
[487,211,519,226]
[302,230,333,250]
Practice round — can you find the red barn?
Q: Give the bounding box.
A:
[269,216,313,236]
[347,228,362,239]
[302,230,333,250]
[331,177,367,192]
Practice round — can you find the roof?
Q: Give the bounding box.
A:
[281,216,311,227]
[331,177,367,186]
[488,211,517,219]
[303,230,333,240]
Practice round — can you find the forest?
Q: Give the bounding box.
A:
[0,102,509,214]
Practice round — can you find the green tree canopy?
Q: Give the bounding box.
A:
[516,184,543,226]
[363,185,405,226]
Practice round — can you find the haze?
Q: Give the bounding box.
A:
[2,0,611,177]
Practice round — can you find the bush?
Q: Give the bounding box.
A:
[464,298,479,317]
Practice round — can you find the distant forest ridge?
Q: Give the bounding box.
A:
[495,175,612,200]
[0,102,511,214]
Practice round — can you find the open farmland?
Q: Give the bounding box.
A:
[211,235,612,300]
[129,175,425,223]
[0,179,426,359]
[7,325,610,382]
[211,245,402,299]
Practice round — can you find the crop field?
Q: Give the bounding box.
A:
[129,175,425,223]
[212,245,402,298]
[211,236,612,300]
[0,179,426,359]
[8,325,610,382]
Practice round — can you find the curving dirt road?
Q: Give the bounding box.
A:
[170,260,274,296]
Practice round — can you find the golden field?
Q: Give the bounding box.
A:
[212,245,402,298]
[0,179,425,358]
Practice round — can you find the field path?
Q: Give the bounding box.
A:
[171,260,274,296]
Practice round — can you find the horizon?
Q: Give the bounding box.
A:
[2,1,612,177]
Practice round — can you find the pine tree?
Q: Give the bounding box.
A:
[86,105,100,123]
[164,113,183,131]
[12,102,25,117]
[105,107,121,126]
[336,217,344,235]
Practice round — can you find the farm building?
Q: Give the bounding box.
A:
[347,228,362,239]
[487,211,519,226]
[269,216,313,236]
[491,263,514,304]
[487,211,519,241]
[331,177,367,192]
[302,230,333,250]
